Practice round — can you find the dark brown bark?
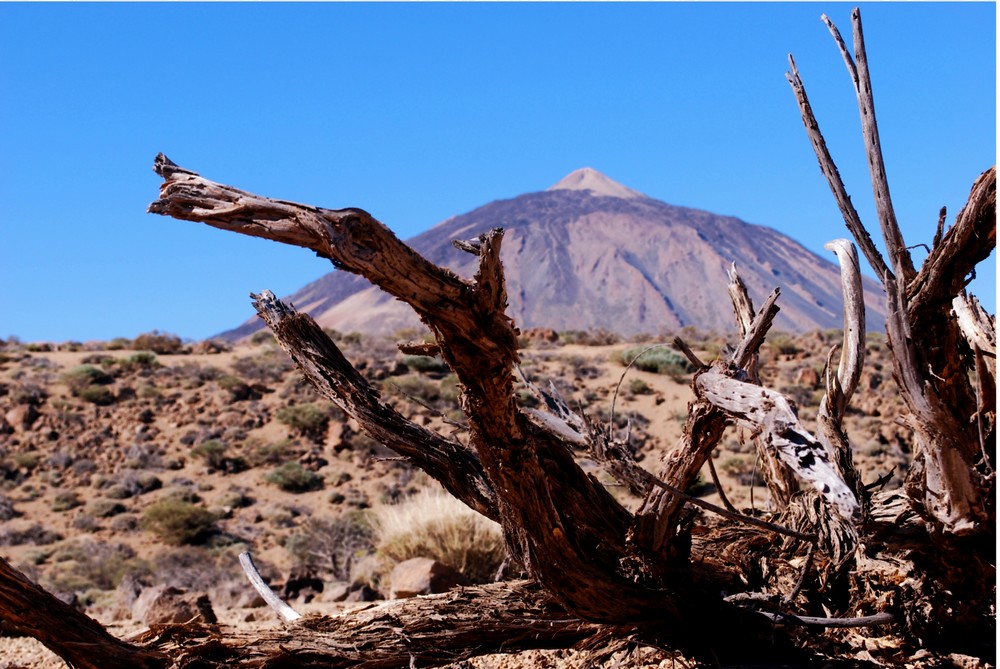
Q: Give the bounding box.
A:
[0,556,167,669]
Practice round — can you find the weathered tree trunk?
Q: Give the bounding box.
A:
[0,7,993,668]
[0,556,167,669]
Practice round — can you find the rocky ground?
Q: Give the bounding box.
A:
[0,327,911,668]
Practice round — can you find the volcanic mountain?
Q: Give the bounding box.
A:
[220,168,886,340]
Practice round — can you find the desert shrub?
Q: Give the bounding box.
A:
[12,451,42,471]
[559,328,620,346]
[217,374,254,401]
[249,439,299,467]
[192,440,228,470]
[121,351,159,371]
[0,523,63,547]
[265,462,323,493]
[285,511,376,581]
[276,403,333,442]
[50,491,81,513]
[132,331,184,355]
[386,376,441,403]
[106,337,133,350]
[142,499,218,546]
[89,499,127,518]
[61,365,113,391]
[402,355,449,376]
[103,484,134,500]
[250,330,276,346]
[77,384,116,405]
[374,488,505,584]
[0,494,18,521]
[628,378,653,395]
[769,333,800,356]
[46,539,144,592]
[232,349,293,383]
[611,346,694,379]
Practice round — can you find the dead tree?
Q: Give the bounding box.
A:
[0,8,992,668]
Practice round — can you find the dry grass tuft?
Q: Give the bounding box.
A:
[374,488,505,584]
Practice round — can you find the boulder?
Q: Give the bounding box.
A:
[4,404,39,432]
[131,585,217,626]
[388,558,470,599]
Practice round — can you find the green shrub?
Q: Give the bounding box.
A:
[217,374,254,401]
[61,365,113,391]
[276,403,333,441]
[402,355,449,376]
[142,500,218,545]
[374,489,505,584]
[611,346,694,378]
[77,385,116,405]
[52,491,82,512]
[46,539,145,592]
[265,462,323,493]
[192,440,228,470]
[628,378,653,395]
[769,333,800,356]
[121,351,159,371]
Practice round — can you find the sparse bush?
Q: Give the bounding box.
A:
[61,365,113,390]
[77,384,116,405]
[249,439,298,467]
[89,499,127,518]
[46,539,144,592]
[276,403,334,442]
[12,451,42,471]
[402,355,449,376]
[558,329,620,346]
[121,351,159,371]
[232,349,293,383]
[106,337,133,350]
[628,378,653,395]
[142,499,218,546]
[769,333,800,356]
[192,440,228,470]
[611,346,694,379]
[217,374,254,401]
[285,511,376,581]
[265,462,324,493]
[374,488,505,584]
[0,494,18,521]
[386,376,441,403]
[132,331,184,355]
[0,523,63,546]
[51,491,82,512]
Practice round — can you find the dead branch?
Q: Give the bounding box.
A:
[787,10,994,536]
[0,556,167,669]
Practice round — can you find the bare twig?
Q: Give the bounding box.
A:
[822,10,915,283]
[754,610,894,629]
[239,551,302,623]
[643,475,817,543]
[707,455,738,514]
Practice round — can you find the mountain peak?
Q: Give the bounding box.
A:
[547,167,646,200]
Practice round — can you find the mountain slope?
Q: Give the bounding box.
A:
[220,169,886,340]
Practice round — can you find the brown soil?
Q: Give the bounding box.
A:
[0,330,910,667]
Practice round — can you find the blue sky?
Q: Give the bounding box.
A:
[1,2,995,342]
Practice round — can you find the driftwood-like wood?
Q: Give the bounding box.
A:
[788,9,995,536]
[0,8,993,668]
